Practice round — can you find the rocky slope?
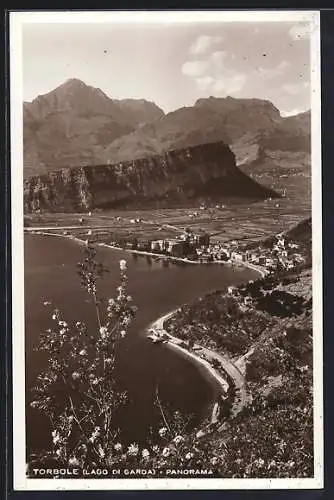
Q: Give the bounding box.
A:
[165,221,313,478]
[23,79,165,177]
[24,141,278,213]
[232,111,311,199]
[101,96,285,163]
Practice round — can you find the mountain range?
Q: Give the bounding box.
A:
[23,78,311,201]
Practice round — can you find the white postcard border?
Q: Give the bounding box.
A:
[10,9,323,491]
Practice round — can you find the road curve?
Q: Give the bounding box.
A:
[148,310,249,418]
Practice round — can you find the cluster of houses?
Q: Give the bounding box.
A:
[225,233,306,272]
[109,226,305,272]
[243,233,306,272]
[193,232,306,271]
[110,229,211,258]
[149,229,210,257]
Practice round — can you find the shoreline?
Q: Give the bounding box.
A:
[147,309,249,421]
[149,309,230,394]
[26,229,268,276]
[26,230,263,424]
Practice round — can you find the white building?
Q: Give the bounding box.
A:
[244,296,253,306]
[231,251,243,262]
[151,240,166,252]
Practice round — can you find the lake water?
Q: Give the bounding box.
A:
[25,234,257,454]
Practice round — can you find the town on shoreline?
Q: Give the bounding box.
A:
[25,210,309,278]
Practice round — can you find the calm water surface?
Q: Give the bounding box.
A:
[25,234,257,453]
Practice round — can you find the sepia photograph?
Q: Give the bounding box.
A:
[10,10,323,490]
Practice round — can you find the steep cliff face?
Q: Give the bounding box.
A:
[24,141,278,213]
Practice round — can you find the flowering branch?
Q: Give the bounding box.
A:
[29,246,137,469]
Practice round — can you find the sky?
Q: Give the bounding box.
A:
[22,19,313,116]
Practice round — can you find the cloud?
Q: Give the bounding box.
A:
[196,76,215,91]
[282,81,309,95]
[257,60,291,79]
[182,47,246,96]
[190,35,223,55]
[212,73,246,94]
[289,23,311,41]
[211,50,227,61]
[281,107,307,117]
[181,60,209,77]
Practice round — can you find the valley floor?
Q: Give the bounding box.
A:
[24,197,310,246]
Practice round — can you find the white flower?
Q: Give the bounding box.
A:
[127,295,133,302]
[55,449,62,456]
[88,427,100,443]
[162,447,170,458]
[43,301,51,306]
[185,452,194,460]
[152,445,159,453]
[105,358,113,364]
[210,456,219,466]
[120,330,126,338]
[119,259,127,271]
[71,372,81,380]
[173,435,184,445]
[121,316,131,327]
[99,326,108,339]
[68,457,79,466]
[52,314,57,320]
[142,448,150,459]
[59,321,68,327]
[127,443,139,456]
[59,328,67,335]
[125,312,133,322]
[158,427,168,438]
[75,321,82,328]
[114,443,122,452]
[98,444,105,458]
[79,349,87,356]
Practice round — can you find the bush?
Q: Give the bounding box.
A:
[29,245,137,469]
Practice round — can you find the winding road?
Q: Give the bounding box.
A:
[148,310,249,419]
